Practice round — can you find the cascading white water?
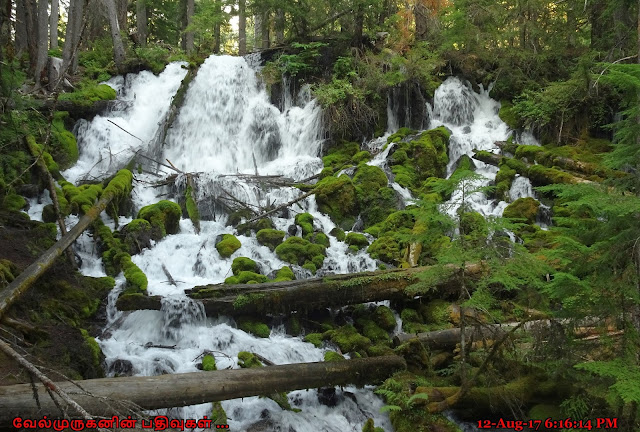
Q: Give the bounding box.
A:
[58,57,544,432]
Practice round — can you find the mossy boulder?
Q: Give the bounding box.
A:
[275,236,326,268]
[324,351,345,362]
[120,219,157,254]
[137,200,181,238]
[227,208,253,227]
[388,127,450,191]
[324,325,371,353]
[306,232,330,247]
[494,163,517,201]
[274,266,295,281]
[231,257,259,275]
[215,234,241,258]
[237,318,271,338]
[295,212,314,235]
[323,141,360,171]
[2,193,26,211]
[374,305,397,331]
[237,351,264,368]
[314,174,358,229]
[387,127,417,144]
[367,235,402,264]
[237,217,274,236]
[459,211,488,241]
[503,197,540,224]
[356,318,390,344]
[225,271,267,284]
[352,150,372,164]
[330,227,346,241]
[202,354,217,371]
[256,229,285,250]
[345,232,369,250]
[353,164,388,197]
[304,333,324,347]
[59,83,117,104]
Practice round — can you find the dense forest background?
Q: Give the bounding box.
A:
[2,0,640,430]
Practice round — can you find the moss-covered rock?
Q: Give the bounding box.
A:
[353,164,388,196]
[231,257,259,275]
[2,193,26,211]
[137,200,181,238]
[352,150,372,164]
[459,211,488,241]
[120,219,157,254]
[330,227,346,241]
[387,127,417,144]
[314,174,358,229]
[498,100,520,130]
[307,231,330,247]
[325,325,371,353]
[503,197,540,224]
[274,266,295,281]
[295,212,315,235]
[59,83,117,104]
[304,333,324,347]
[216,234,241,258]
[237,318,271,338]
[356,318,390,344]
[256,228,285,250]
[225,271,267,284]
[388,127,450,192]
[494,163,517,201]
[367,235,402,264]
[323,141,360,171]
[50,111,78,169]
[202,354,217,371]
[275,236,326,267]
[227,208,253,227]
[324,351,345,362]
[211,402,227,425]
[237,351,264,368]
[374,305,397,331]
[345,232,369,250]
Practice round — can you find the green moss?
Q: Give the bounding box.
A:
[367,235,402,264]
[422,299,451,324]
[215,234,241,258]
[308,232,330,247]
[374,305,397,331]
[323,141,360,170]
[295,212,315,235]
[227,209,253,227]
[275,236,326,267]
[80,329,103,371]
[256,229,285,250]
[353,164,388,194]
[2,193,26,211]
[237,351,264,368]
[185,185,200,228]
[527,164,575,185]
[314,174,358,229]
[325,325,371,353]
[120,254,148,291]
[121,219,155,254]
[275,266,295,281]
[498,100,520,130]
[494,163,517,201]
[503,197,540,224]
[459,211,488,240]
[137,199,181,238]
[202,354,217,371]
[330,227,346,241]
[324,351,345,362]
[237,318,271,338]
[356,318,390,344]
[352,150,372,164]
[345,232,369,249]
[211,401,227,425]
[515,144,544,161]
[231,257,259,275]
[236,271,268,284]
[304,333,324,347]
[50,112,78,169]
[387,127,417,144]
[0,259,17,287]
[302,262,317,274]
[59,83,117,104]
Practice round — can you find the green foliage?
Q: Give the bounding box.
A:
[576,359,640,405]
[50,112,78,169]
[275,42,328,76]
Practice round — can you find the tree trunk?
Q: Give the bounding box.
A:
[184,0,194,53]
[24,0,37,72]
[261,12,270,49]
[50,0,58,49]
[0,356,405,424]
[15,0,27,56]
[102,0,126,73]
[0,171,131,320]
[414,2,428,41]
[0,0,10,49]
[136,0,147,47]
[238,0,246,55]
[275,8,284,44]
[254,13,261,51]
[34,0,48,86]
[116,0,127,31]
[62,0,84,76]
[117,264,484,317]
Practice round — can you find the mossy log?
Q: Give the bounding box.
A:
[0,355,405,424]
[494,141,597,175]
[394,316,605,349]
[117,264,484,317]
[472,150,591,185]
[38,99,120,120]
[0,171,133,319]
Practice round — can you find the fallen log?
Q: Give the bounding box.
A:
[0,170,133,319]
[37,99,121,120]
[394,316,607,349]
[117,264,484,317]
[472,150,591,186]
[0,355,405,425]
[244,189,317,224]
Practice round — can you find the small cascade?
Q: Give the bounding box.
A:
[509,175,534,201]
[432,77,478,126]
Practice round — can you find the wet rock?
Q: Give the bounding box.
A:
[109,359,134,377]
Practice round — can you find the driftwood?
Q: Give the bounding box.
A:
[0,178,127,319]
[161,264,178,287]
[244,189,317,224]
[0,355,406,425]
[117,265,484,317]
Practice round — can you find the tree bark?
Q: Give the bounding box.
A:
[254,13,262,51]
[117,265,484,317]
[24,0,37,72]
[102,0,126,73]
[34,0,48,85]
[136,0,147,47]
[0,356,406,424]
[184,0,194,53]
[238,0,246,55]
[116,0,127,31]
[275,8,284,44]
[261,12,269,49]
[15,0,27,56]
[0,173,130,320]
[62,0,84,76]
[50,0,59,49]
[0,0,10,49]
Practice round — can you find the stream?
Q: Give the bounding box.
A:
[29,54,541,431]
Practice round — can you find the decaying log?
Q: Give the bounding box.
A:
[472,151,591,185]
[494,141,601,176]
[117,265,484,317]
[0,175,129,319]
[37,99,121,120]
[0,356,405,425]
